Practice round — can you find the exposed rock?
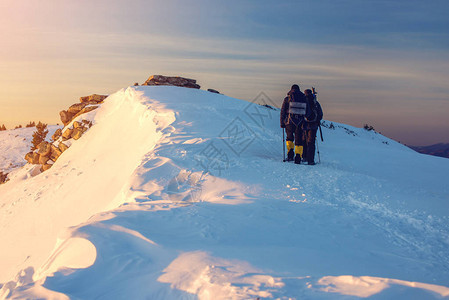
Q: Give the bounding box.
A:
[142,75,200,89]
[82,120,93,127]
[60,110,74,125]
[52,129,62,141]
[41,164,52,172]
[39,154,50,165]
[73,105,99,120]
[25,152,40,164]
[62,128,74,140]
[134,82,139,86]
[50,144,62,160]
[58,142,69,152]
[37,142,51,157]
[22,92,102,173]
[68,103,87,114]
[207,89,220,94]
[71,128,83,140]
[80,94,108,103]
[0,171,8,184]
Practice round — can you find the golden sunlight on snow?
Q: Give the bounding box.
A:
[317,275,449,298]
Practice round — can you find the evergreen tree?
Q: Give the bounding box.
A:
[26,121,35,128]
[30,122,48,151]
[0,124,6,131]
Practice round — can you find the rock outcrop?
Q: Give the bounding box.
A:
[25,152,40,164]
[58,142,69,152]
[26,93,102,173]
[142,75,200,89]
[68,103,88,114]
[0,171,8,184]
[37,142,52,157]
[24,74,201,174]
[60,110,74,126]
[62,128,73,140]
[59,94,107,126]
[52,129,62,141]
[207,89,220,94]
[80,94,108,103]
[38,154,50,165]
[42,164,52,171]
[71,128,83,140]
[50,144,62,161]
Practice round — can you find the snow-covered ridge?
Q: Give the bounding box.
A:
[1,86,449,299]
[0,88,170,286]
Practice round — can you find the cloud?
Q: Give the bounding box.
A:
[1,1,448,144]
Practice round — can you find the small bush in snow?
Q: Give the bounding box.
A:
[364,124,375,131]
[0,171,8,184]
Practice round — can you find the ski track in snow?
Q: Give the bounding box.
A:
[1,86,449,299]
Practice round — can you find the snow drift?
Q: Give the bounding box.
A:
[1,86,449,299]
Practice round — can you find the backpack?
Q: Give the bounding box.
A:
[305,95,323,123]
[287,92,307,124]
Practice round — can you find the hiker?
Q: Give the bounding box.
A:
[302,89,323,165]
[280,84,309,164]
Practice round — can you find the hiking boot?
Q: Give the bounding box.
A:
[294,155,301,164]
[287,149,294,161]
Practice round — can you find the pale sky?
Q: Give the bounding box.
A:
[1,0,448,145]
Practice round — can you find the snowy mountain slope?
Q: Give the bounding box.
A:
[1,86,449,299]
[0,126,61,174]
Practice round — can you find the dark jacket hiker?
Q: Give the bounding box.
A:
[280,85,310,164]
[280,85,309,127]
[302,89,324,165]
[303,90,323,130]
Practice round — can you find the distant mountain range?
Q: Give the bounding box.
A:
[409,143,449,159]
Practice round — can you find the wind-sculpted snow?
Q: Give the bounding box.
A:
[158,251,285,299]
[0,88,165,291]
[317,275,449,298]
[1,86,449,299]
